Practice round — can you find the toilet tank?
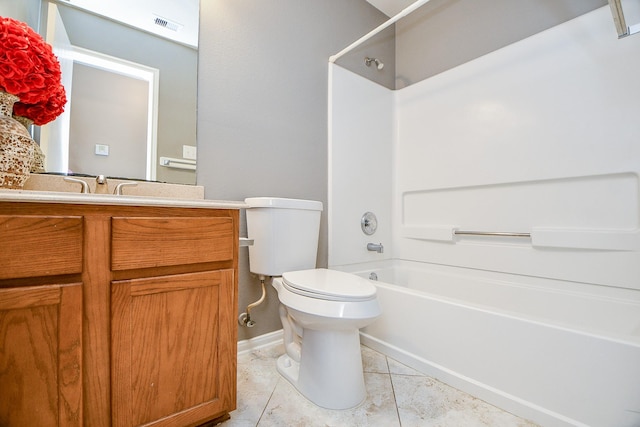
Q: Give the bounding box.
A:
[245,197,323,276]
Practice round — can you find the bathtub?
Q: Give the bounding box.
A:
[334,260,640,427]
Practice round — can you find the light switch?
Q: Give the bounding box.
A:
[183,145,197,160]
[95,144,110,156]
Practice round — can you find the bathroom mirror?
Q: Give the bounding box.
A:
[0,0,199,185]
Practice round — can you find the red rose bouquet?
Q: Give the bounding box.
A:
[13,84,67,125]
[0,16,67,124]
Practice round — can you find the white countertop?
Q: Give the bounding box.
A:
[0,189,248,210]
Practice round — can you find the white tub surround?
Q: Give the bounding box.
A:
[392,6,640,290]
[328,6,640,427]
[328,63,393,267]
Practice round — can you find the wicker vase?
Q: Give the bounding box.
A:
[0,91,35,189]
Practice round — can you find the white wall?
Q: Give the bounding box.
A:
[394,6,640,291]
[328,64,393,266]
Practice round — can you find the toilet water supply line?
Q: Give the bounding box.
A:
[238,275,267,327]
[328,0,433,64]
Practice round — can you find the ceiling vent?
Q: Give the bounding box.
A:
[152,14,183,32]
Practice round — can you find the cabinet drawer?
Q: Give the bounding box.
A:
[111,217,234,271]
[0,216,83,279]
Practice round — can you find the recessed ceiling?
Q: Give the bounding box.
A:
[59,0,199,47]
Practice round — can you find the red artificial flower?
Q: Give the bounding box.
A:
[0,16,66,120]
[14,84,67,125]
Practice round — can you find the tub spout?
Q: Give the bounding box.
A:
[367,242,384,253]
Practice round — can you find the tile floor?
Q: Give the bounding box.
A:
[221,343,540,427]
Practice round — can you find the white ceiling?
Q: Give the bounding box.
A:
[63,0,416,47]
[60,0,199,47]
[367,0,417,17]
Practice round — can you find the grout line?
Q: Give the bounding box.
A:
[386,355,403,426]
[254,376,280,427]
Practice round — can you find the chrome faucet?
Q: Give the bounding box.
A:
[94,175,109,194]
[367,242,384,253]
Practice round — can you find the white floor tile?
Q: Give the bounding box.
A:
[223,343,539,427]
[391,375,538,427]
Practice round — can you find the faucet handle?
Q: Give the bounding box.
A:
[113,182,138,195]
[64,177,90,194]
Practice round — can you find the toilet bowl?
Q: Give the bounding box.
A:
[244,197,381,409]
[273,269,381,410]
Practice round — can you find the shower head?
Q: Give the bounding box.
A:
[365,57,384,70]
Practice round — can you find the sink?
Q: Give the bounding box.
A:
[23,173,205,200]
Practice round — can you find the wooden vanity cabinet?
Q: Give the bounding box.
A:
[110,215,237,427]
[0,283,83,427]
[0,214,84,427]
[0,202,239,427]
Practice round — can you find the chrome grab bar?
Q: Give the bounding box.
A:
[454,230,531,238]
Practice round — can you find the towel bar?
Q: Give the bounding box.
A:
[454,230,531,238]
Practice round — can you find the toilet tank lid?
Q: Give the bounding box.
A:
[245,197,323,211]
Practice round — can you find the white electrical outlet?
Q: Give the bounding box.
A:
[95,144,110,156]
[183,145,197,160]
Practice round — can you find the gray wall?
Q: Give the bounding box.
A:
[69,64,148,179]
[395,0,607,88]
[0,0,40,28]
[197,0,391,340]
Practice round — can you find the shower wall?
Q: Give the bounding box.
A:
[328,11,640,421]
[328,64,393,267]
[394,0,606,87]
[394,6,640,291]
[330,6,640,289]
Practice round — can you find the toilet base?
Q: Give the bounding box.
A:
[276,328,366,410]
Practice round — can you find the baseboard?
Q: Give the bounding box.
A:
[237,329,283,355]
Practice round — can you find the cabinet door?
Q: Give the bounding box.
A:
[0,284,83,427]
[111,270,236,427]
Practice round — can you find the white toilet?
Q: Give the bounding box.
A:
[245,197,381,410]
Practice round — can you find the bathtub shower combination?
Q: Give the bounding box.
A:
[326,3,640,427]
[335,260,640,427]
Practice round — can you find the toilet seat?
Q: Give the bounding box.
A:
[282,268,376,302]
